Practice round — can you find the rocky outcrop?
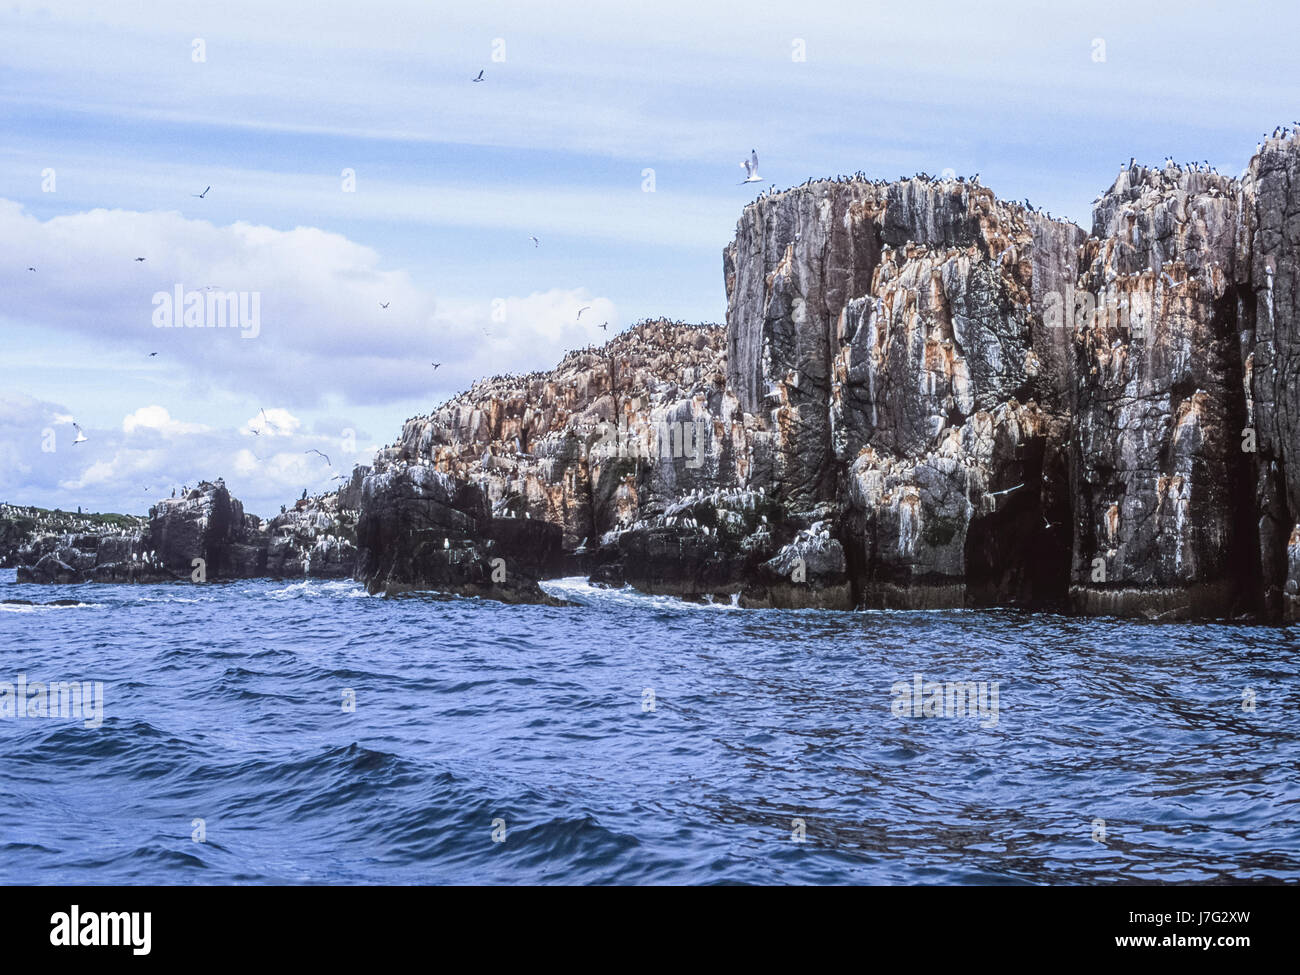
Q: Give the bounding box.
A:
[12,480,358,585]
[377,321,744,543]
[712,176,1084,608]
[1068,162,1252,618]
[1239,132,1300,620]
[360,321,854,606]
[353,463,564,602]
[0,504,147,568]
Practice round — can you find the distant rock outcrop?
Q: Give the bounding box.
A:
[10,480,358,584]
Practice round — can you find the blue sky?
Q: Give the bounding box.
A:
[3,0,1298,516]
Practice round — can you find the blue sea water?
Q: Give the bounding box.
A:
[0,567,1297,885]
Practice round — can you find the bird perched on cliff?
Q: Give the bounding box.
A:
[740,150,762,184]
[472,69,484,82]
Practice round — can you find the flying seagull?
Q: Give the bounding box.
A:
[134,257,146,262]
[148,352,158,357]
[305,448,331,466]
[529,235,539,247]
[577,306,591,320]
[431,362,441,370]
[600,321,608,331]
[740,149,762,184]
[472,69,484,82]
[72,421,87,445]
[192,186,210,199]
[379,301,389,309]
[253,408,277,437]
[26,266,35,272]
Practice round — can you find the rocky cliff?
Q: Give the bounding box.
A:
[351,128,1300,619]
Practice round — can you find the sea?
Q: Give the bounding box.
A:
[1,568,1297,885]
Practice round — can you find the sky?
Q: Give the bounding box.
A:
[3,0,1299,517]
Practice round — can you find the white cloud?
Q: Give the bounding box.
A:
[0,201,618,409]
[0,392,378,518]
[123,405,210,436]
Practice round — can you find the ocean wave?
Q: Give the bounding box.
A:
[0,600,108,612]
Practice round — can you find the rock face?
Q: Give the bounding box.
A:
[712,176,1091,609]
[1069,163,1252,618]
[1240,133,1300,620]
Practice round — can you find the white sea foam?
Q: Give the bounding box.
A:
[264,579,371,600]
[0,601,106,612]
[540,576,742,611]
